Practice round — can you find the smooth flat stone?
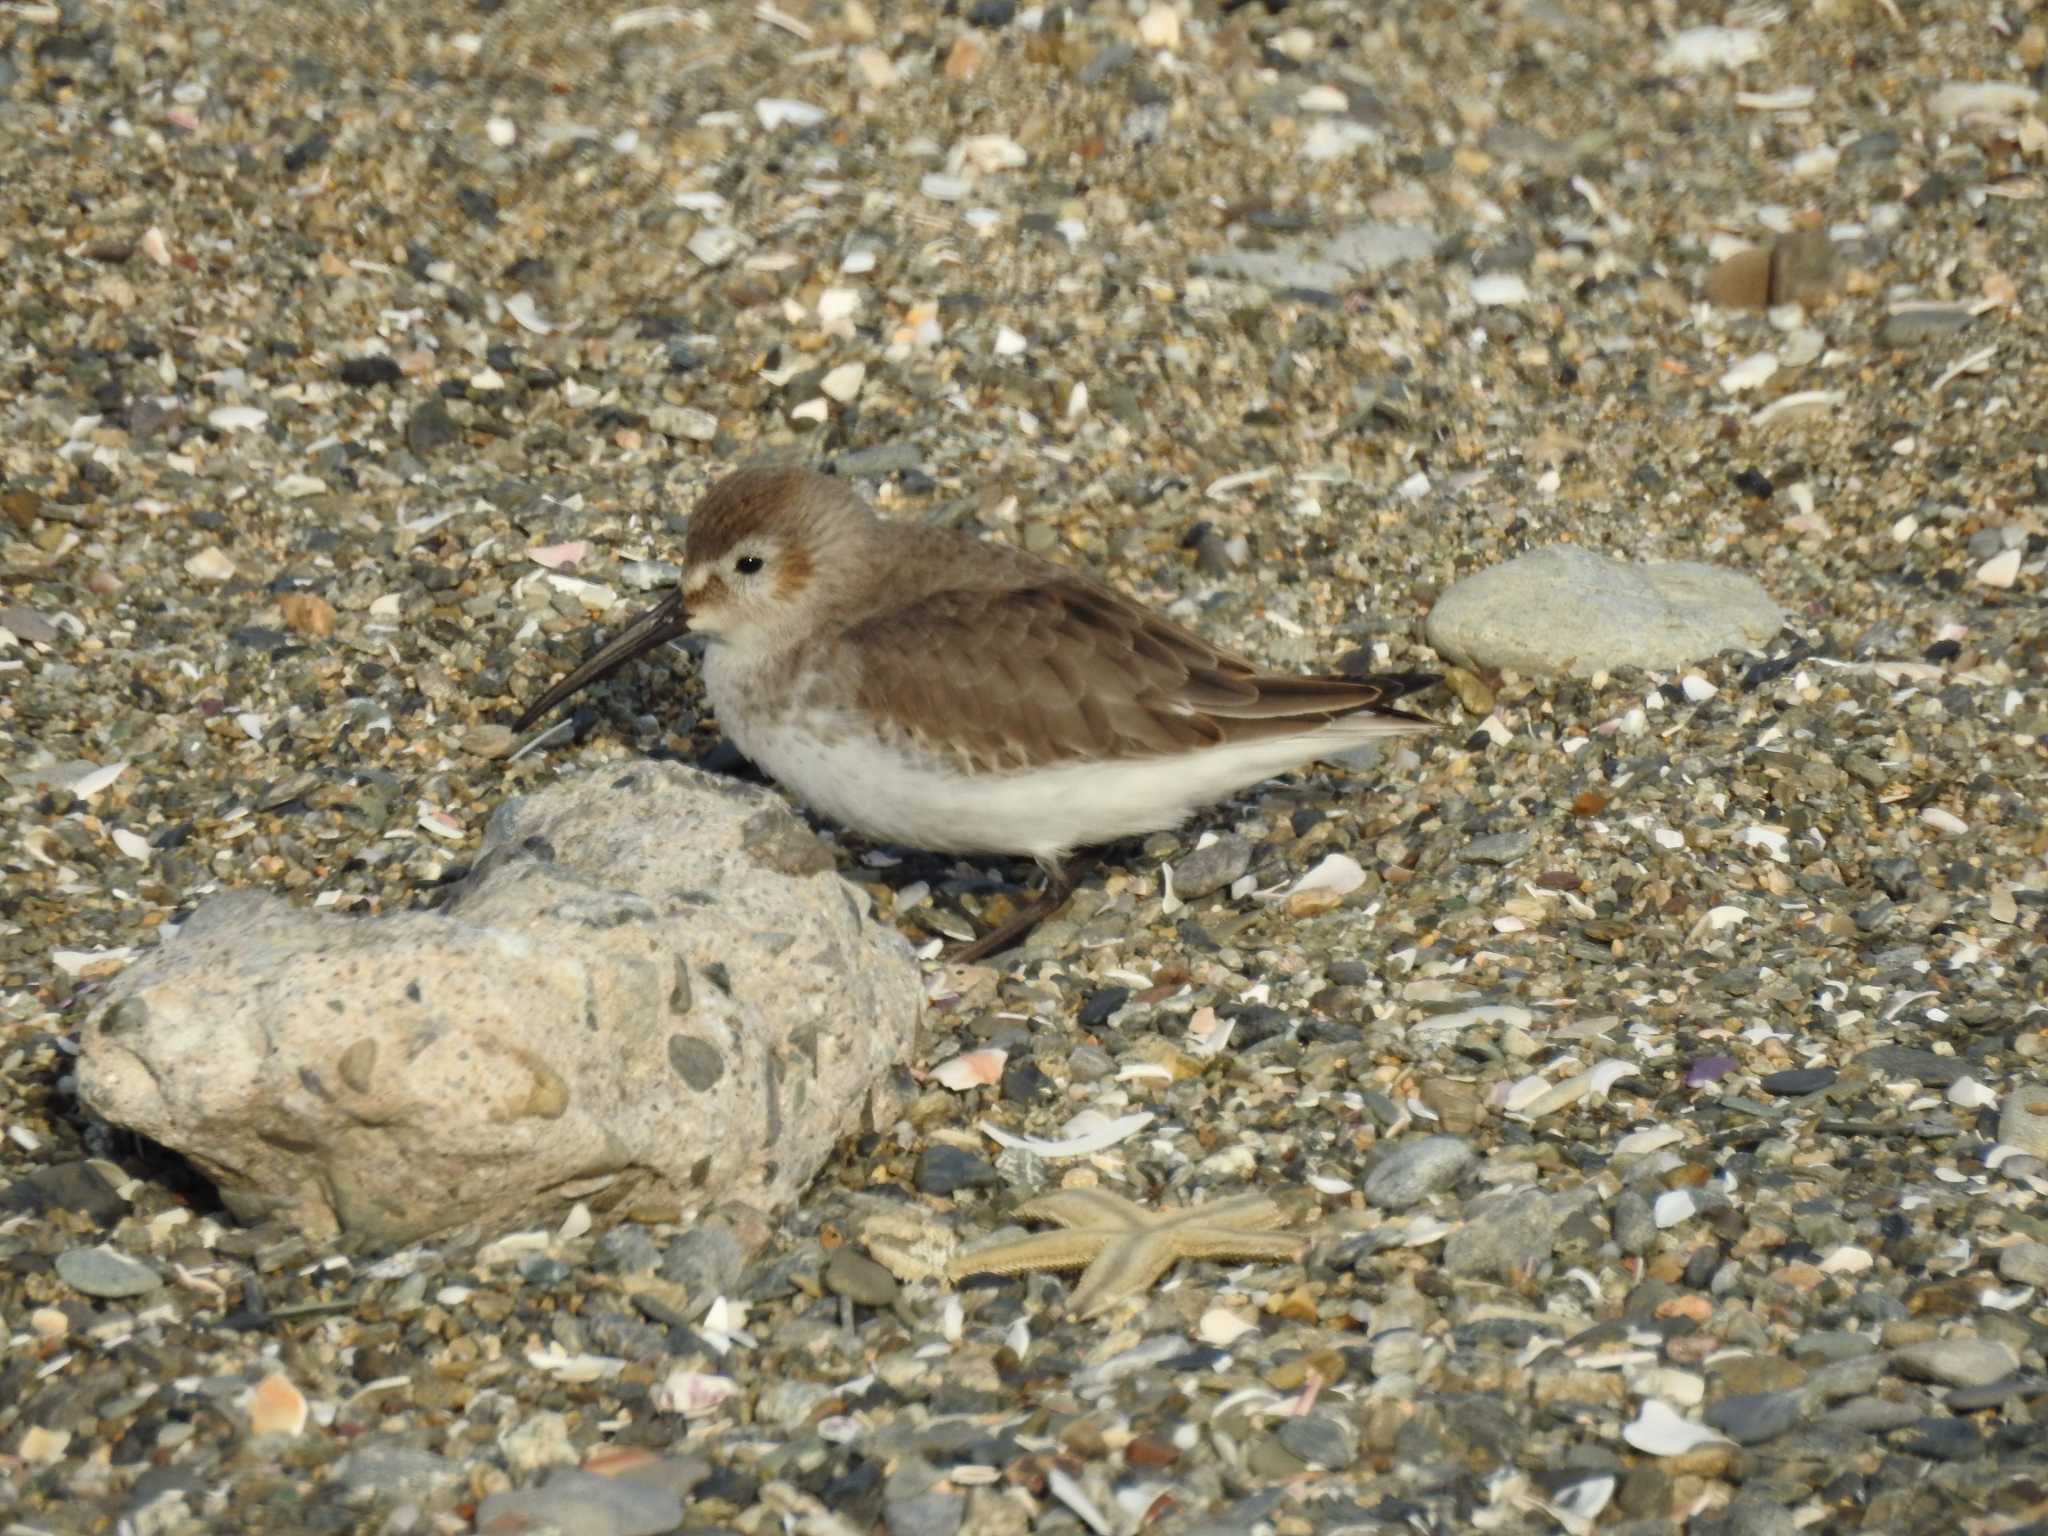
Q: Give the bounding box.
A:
[1425,547,1782,678]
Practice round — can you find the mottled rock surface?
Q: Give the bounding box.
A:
[78,762,920,1243]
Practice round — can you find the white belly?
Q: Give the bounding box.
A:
[701,643,1422,863]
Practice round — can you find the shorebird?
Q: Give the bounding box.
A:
[515,467,1434,959]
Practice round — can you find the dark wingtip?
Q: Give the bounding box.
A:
[1358,669,1441,700]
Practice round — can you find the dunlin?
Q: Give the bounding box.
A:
[516,468,1434,958]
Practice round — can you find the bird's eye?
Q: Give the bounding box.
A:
[734,555,764,576]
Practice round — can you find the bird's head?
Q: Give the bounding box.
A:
[510,466,877,732]
[678,467,876,648]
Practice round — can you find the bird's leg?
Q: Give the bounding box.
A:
[948,854,1100,965]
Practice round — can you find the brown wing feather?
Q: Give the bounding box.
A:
[841,575,1431,775]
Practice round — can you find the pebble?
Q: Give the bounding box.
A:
[1855,1046,1971,1085]
[475,1468,684,1536]
[1998,1083,2048,1155]
[1460,829,1533,866]
[885,1489,966,1536]
[55,1245,161,1299]
[1196,221,1436,291]
[915,1144,1000,1195]
[660,1224,745,1304]
[1996,1242,2048,1288]
[1172,835,1252,899]
[824,1246,900,1307]
[9,0,2048,1530]
[1890,1337,2019,1389]
[1363,1135,1475,1209]
[1702,1390,1802,1445]
[1273,1414,1355,1470]
[1424,548,1783,677]
[1759,1068,1835,1097]
[1441,1190,1563,1279]
[331,1442,462,1502]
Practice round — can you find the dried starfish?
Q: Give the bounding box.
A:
[947,1188,1309,1319]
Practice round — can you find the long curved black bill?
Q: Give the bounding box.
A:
[513,587,688,733]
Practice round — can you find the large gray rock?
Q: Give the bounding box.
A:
[1197,221,1436,291]
[1426,546,1782,677]
[78,762,921,1245]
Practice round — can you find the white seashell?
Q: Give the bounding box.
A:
[817,287,861,324]
[71,761,129,799]
[1753,389,1845,430]
[790,397,829,424]
[931,1049,1006,1090]
[1586,1060,1633,1099]
[1681,674,1718,702]
[1470,273,1530,307]
[235,712,266,741]
[1742,825,1789,858]
[1786,144,1837,178]
[1614,1125,1683,1157]
[821,362,866,403]
[52,948,138,978]
[979,1110,1152,1158]
[1653,828,1686,850]
[1397,1215,1454,1246]
[1290,853,1366,897]
[1656,26,1765,74]
[527,541,587,571]
[992,325,1028,357]
[526,1345,624,1383]
[505,292,570,335]
[1625,1366,1705,1406]
[1976,547,2022,589]
[486,115,516,147]
[1624,1398,1731,1456]
[1198,1307,1258,1346]
[1652,1190,1699,1228]
[1503,1074,1554,1114]
[1920,806,1968,835]
[652,1367,738,1416]
[1818,1245,1873,1275]
[611,6,693,33]
[111,828,151,861]
[687,226,742,267]
[475,1230,548,1264]
[544,575,617,613]
[1736,86,1815,111]
[1306,1172,1353,1196]
[1929,81,2039,121]
[920,172,973,202]
[1523,1073,1593,1119]
[1297,84,1348,113]
[276,473,328,500]
[952,134,1027,174]
[1554,1475,1614,1524]
[417,810,464,841]
[1718,351,1779,394]
[755,98,826,130]
[1947,1077,1998,1109]
[1137,1,1180,49]
[207,405,267,433]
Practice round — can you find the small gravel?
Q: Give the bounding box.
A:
[3,0,2045,1532]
